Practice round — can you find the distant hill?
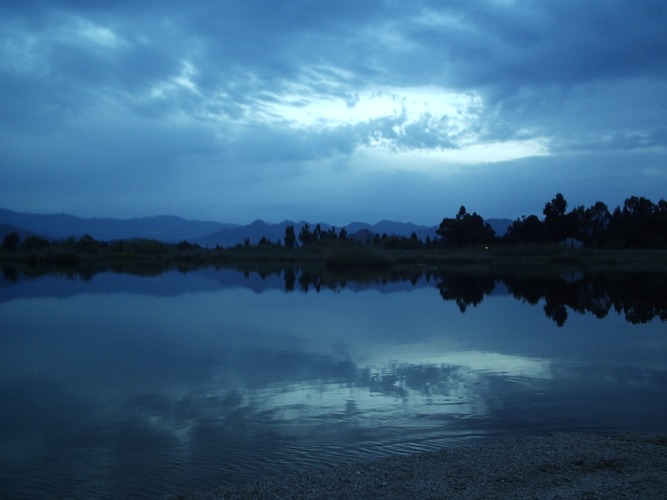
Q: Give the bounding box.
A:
[345,220,437,242]
[194,219,307,247]
[195,220,441,247]
[0,208,232,242]
[345,218,512,243]
[0,208,512,247]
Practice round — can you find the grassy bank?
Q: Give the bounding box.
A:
[3,241,667,277]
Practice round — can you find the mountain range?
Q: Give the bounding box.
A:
[0,208,512,247]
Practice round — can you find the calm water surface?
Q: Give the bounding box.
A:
[1,268,666,498]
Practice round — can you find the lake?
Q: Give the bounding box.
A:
[1,266,666,498]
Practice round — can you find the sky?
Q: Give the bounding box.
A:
[1,1,666,225]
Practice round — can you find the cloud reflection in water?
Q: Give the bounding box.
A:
[0,268,666,497]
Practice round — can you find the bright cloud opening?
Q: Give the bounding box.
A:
[354,137,550,173]
[264,85,481,129]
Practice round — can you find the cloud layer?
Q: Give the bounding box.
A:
[1,1,666,223]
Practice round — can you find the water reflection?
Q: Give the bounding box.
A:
[1,266,666,497]
[3,264,666,326]
[503,273,667,325]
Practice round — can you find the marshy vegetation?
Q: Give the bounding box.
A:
[2,193,667,278]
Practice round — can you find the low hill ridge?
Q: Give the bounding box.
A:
[0,208,512,247]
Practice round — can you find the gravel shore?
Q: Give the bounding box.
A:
[166,432,667,499]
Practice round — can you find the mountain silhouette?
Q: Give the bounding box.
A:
[0,208,512,246]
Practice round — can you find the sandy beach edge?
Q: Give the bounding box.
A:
[164,432,667,499]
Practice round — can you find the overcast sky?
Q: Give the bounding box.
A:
[2,1,666,225]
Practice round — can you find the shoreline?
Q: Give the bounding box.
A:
[165,432,667,499]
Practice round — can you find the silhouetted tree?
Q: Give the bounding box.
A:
[582,201,611,247]
[298,224,315,246]
[284,225,296,249]
[657,200,667,247]
[21,235,50,252]
[437,206,495,246]
[177,240,200,251]
[565,205,585,241]
[602,196,664,248]
[543,193,568,242]
[320,226,338,241]
[504,215,547,244]
[622,196,657,247]
[2,232,20,252]
[313,224,322,242]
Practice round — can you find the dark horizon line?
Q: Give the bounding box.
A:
[0,206,515,229]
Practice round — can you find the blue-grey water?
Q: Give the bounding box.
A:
[1,267,666,498]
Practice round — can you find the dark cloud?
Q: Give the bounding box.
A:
[403,1,667,88]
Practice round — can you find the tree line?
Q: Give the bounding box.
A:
[436,193,667,249]
[2,193,667,255]
[502,194,667,248]
[277,194,666,249]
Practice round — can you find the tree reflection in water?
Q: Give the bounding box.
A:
[291,268,667,326]
[502,273,667,326]
[436,274,496,313]
[3,263,666,325]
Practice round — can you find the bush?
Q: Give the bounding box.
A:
[21,235,51,252]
